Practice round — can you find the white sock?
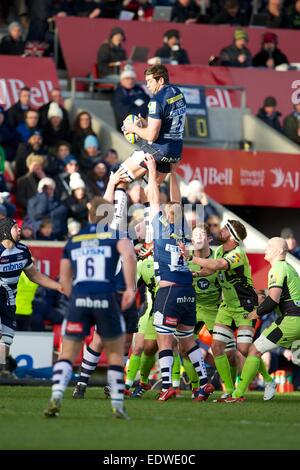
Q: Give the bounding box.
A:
[144,203,153,243]
[158,350,173,391]
[51,360,73,400]
[187,345,207,387]
[107,365,125,410]
[111,188,127,231]
[79,345,100,385]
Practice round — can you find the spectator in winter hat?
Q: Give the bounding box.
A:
[65,173,89,227]
[219,28,252,67]
[256,96,283,133]
[252,32,289,68]
[43,102,70,149]
[80,134,101,171]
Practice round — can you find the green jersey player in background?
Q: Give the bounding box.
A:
[231,237,300,401]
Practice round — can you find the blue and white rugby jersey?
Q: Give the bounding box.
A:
[0,243,33,306]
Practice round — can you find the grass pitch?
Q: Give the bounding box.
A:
[0,386,300,450]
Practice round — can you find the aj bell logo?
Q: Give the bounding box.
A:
[180,164,233,186]
[270,168,300,192]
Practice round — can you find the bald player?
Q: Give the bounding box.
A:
[231,237,300,401]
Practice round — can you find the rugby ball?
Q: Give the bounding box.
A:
[123,114,140,144]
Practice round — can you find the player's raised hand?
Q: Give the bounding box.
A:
[144,153,156,173]
[123,119,135,134]
[121,288,136,311]
[109,168,123,186]
[178,240,188,258]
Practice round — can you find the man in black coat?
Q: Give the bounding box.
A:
[154,29,190,65]
[111,68,149,131]
[7,87,31,128]
[219,28,252,67]
[256,96,283,133]
[0,22,25,55]
[252,32,289,69]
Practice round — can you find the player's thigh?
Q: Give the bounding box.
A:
[197,307,216,333]
[256,317,300,353]
[64,296,93,341]
[93,293,126,341]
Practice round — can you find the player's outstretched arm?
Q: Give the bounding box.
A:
[117,239,137,311]
[170,163,181,203]
[145,154,160,218]
[24,264,64,294]
[103,168,124,203]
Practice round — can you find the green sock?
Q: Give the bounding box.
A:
[140,353,156,384]
[183,358,199,389]
[233,356,260,398]
[214,354,234,394]
[258,359,272,383]
[125,354,141,388]
[172,353,181,388]
[230,365,237,386]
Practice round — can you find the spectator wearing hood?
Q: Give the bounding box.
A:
[27,177,68,238]
[219,28,252,67]
[256,96,283,134]
[154,29,190,65]
[97,27,127,78]
[252,32,289,69]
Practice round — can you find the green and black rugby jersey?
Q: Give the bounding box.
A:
[214,245,257,312]
[188,248,221,309]
[268,260,300,315]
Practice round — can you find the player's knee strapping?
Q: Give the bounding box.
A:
[213,325,234,345]
[175,328,194,338]
[237,329,254,344]
[119,163,135,183]
[0,324,14,347]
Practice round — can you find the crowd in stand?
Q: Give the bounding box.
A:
[0,0,300,32]
[0,0,299,60]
